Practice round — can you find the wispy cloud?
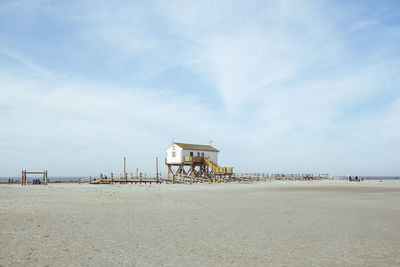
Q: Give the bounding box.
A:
[0,47,53,77]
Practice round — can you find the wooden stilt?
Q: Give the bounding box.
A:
[156,157,159,183]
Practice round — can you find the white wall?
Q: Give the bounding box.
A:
[165,144,183,164]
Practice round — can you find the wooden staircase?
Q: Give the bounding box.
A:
[202,157,233,175]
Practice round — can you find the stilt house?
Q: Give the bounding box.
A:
[165,142,219,164]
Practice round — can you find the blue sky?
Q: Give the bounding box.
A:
[0,0,399,176]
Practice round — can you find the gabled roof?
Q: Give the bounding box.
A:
[172,142,219,152]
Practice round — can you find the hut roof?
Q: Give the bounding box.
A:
[173,142,220,152]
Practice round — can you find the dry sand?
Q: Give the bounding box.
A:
[1,180,400,266]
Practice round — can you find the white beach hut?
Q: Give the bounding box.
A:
[165,142,219,165]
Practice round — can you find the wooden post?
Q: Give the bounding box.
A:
[156,157,159,183]
[124,157,127,183]
[124,157,126,175]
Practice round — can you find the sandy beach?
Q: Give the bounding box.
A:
[1,180,399,266]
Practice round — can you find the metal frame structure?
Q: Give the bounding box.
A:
[21,170,48,185]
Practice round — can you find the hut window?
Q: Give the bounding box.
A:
[197,152,200,157]
[172,151,176,157]
[190,152,193,156]
[201,152,204,157]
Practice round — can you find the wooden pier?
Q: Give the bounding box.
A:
[82,172,332,185]
[89,172,162,185]
[163,172,331,184]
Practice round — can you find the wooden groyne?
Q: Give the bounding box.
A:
[232,173,331,182]
[169,173,333,183]
[85,172,333,184]
[89,172,162,184]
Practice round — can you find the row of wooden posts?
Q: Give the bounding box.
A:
[89,171,162,184]
[87,172,331,184]
[166,173,331,184]
[232,173,330,181]
[19,171,331,185]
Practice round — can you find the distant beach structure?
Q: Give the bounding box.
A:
[21,170,48,186]
[165,142,220,164]
[165,142,233,183]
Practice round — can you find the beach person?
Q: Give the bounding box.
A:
[8,178,10,184]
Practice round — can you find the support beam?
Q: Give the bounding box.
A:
[124,157,127,176]
[156,156,159,182]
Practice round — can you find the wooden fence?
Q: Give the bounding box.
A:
[83,172,333,184]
